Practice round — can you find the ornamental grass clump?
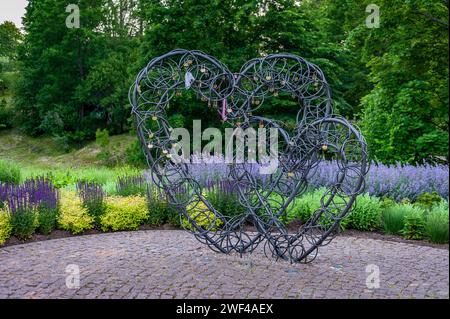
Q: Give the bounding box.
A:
[382,203,408,235]
[77,181,105,228]
[425,201,449,244]
[0,159,21,184]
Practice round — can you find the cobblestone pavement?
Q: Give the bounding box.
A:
[0,230,448,299]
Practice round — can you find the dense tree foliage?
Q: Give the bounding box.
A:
[15,0,141,143]
[0,21,22,62]
[0,21,22,129]
[356,0,449,164]
[9,0,450,163]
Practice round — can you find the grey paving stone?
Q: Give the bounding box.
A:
[0,230,448,299]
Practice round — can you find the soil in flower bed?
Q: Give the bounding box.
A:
[1,223,448,250]
[1,224,179,248]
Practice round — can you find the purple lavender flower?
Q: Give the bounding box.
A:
[142,154,449,202]
[306,161,449,201]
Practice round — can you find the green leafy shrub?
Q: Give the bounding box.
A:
[146,188,179,226]
[0,209,12,245]
[380,197,396,209]
[125,140,146,167]
[166,207,181,227]
[346,194,382,231]
[0,159,21,184]
[10,209,37,240]
[0,98,13,130]
[400,198,412,205]
[425,201,449,244]
[206,185,245,220]
[282,190,382,231]
[181,200,222,231]
[58,190,94,234]
[101,195,148,231]
[95,128,124,167]
[37,206,59,235]
[283,189,325,224]
[414,192,443,211]
[95,128,110,148]
[252,192,292,225]
[147,200,169,226]
[51,134,72,153]
[282,189,351,229]
[382,203,407,235]
[402,205,426,240]
[46,171,77,189]
[0,78,5,93]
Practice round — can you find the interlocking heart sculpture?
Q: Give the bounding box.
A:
[129,49,368,263]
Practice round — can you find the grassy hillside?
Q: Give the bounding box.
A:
[0,129,138,169]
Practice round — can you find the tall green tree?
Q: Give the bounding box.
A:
[0,21,22,60]
[12,0,449,165]
[139,0,358,127]
[16,0,140,143]
[140,0,260,69]
[357,0,448,163]
[256,0,367,117]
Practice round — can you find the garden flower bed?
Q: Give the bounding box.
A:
[0,159,448,246]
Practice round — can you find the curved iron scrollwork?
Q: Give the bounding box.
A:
[129,49,369,263]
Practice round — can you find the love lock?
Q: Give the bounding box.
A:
[129,49,369,263]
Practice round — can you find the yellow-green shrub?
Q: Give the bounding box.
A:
[0,209,12,245]
[182,200,222,231]
[58,190,94,234]
[100,195,148,231]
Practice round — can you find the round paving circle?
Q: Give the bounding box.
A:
[0,230,448,299]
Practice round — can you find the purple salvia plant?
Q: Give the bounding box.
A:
[77,181,105,207]
[76,181,105,226]
[0,177,59,214]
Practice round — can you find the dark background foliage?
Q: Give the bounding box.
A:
[0,0,448,164]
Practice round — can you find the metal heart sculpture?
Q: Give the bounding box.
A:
[129,49,369,263]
